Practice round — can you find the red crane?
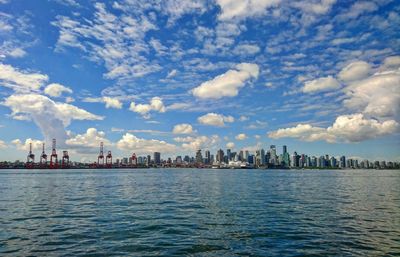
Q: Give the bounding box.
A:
[50,139,58,169]
[97,142,104,167]
[62,150,69,168]
[106,151,112,168]
[26,142,35,168]
[40,143,47,168]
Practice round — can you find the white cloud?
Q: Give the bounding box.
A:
[9,48,26,58]
[192,63,259,99]
[233,43,260,56]
[268,123,331,142]
[268,114,399,143]
[0,140,7,149]
[3,94,103,143]
[52,3,162,82]
[197,112,234,127]
[343,70,400,119]
[239,115,249,122]
[338,61,371,82]
[83,96,123,109]
[0,63,48,92]
[381,56,400,71]
[338,1,378,20]
[226,141,235,149]
[44,83,73,97]
[292,0,337,15]
[166,69,178,78]
[176,135,220,151]
[216,0,281,21]
[129,97,166,118]
[66,128,110,148]
[326,114,398,142]
[235,133,247,140]
[172,123,194,134]
[12,138,43,151]
[302,76,340,93]
[245,120,268,129]
[117,133,177,154]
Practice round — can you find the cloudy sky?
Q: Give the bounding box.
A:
[0,0,399,162]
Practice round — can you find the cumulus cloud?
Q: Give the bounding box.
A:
[66,128,111,149]
[268,114,398,143]
[197,113,234,127]
[129,97,166,118]
[343,70,400,119]
[380,56,400,71]
[117,133,177,154]
[216,0,281,21]
[192,63,259,99]
[84,96,123,109]
[3,94,103,144]
[226,142,235,149]
[235,133,247,140]
[0,63,48,92]
[176,135,220,151]
[302,76,340,93]
[172,123,194,134]
[338,61,371,82]
[12,138,43,151]
[44,83,73,97]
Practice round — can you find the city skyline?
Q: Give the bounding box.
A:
[4,139,398,169]
[0,0,400,162]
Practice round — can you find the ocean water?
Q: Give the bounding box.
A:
[0,168,399,256]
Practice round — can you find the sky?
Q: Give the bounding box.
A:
[0,0,399,162]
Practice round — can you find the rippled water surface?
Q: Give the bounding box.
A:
[0,169,399,256]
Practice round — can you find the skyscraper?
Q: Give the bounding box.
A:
[205,150,211,164]
[153,152,161,165]
[216,149,224,163]
[196,150,203,164]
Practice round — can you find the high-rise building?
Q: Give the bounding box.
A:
[184,155,190,163]
[256,149,265,166]
[340,156,346,168]
[153,152,161,165]
[216,149,224,163]
[244,150,249,161]
[269,145,277,165]
[226,149,231,162]
[205,150,211,164]
[196,150,203,164]
[291,152,298,168]
[147,155,151,166]
[239,150,244,161]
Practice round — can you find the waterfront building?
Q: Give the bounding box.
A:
[269,145,277,165]
[205,150,211,164]
[196,150,203,164]
[216,149,224,164]
[226,149,231,162]
[340,156,346,168]
[154,152,161,165]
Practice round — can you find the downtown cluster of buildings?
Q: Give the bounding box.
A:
[115,145,398,170]
[1,144,399,170]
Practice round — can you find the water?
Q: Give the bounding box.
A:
[0,169,399,256]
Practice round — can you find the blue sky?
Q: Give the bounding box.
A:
[0,0,399,162]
